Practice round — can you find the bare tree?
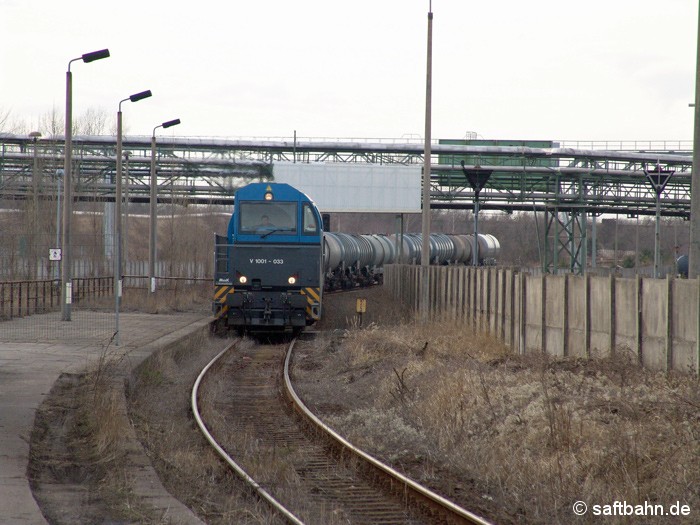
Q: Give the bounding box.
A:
[36,106,110,138]
[0,107,26,134]
[0,107,11,132]
[38,106,64,138]
[76,107,109,136]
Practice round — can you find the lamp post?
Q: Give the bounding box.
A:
[688,8,700,278]
[29,132,42,279]
[420,3,433,322]
[115,89,152,344]
[29,131,42,199]
[55,169,63,282]
[149,118,181,293]
[62,48,110,321]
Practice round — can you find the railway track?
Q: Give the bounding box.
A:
[192,336,492,525]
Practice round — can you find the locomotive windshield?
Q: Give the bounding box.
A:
[239,202,298,234]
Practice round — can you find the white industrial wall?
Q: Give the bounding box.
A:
[273,162,422,213]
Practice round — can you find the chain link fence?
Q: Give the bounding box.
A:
[0,172,227,339]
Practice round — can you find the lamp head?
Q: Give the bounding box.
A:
[162,119,181,129]
[130,90,152,103]
[82,49,110,63]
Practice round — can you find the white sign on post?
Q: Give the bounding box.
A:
[49,248,62,261]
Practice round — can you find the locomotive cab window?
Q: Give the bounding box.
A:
[239,202,297,234]
[302,203,319,234]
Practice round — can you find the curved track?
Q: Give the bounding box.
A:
[191,341,303,524]
[192,337,493,525]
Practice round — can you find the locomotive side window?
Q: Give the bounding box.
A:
[239,202,297,234]
[302,203,319,234]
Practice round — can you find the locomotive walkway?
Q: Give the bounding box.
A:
[0,311,210,524]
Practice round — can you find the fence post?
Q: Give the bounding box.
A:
[434,266,440,319]
[484,269,488,333]
[509,270,516,348]
[446,266,453,320]
[519,272,527,355]
[666,274,673,373]
[541,275,547,355]
[457,266,464,322]
[585,273,591,359]
[563,274,569,357]
[636,275,643,364]
[609,274,616,356]
[413,265,419,313]
[500,269,507,341]
[478,269,484,331]
[42,280,47,312]
[443,266,449,319]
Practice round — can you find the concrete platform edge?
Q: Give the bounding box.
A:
[112,317,213,525]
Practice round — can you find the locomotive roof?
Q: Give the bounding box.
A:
[235,182,315,203]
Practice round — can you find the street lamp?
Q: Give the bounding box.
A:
[54,169,63,282]
[62,48,110,321]
[29,132,42,213]
[29,131,42,280]
[115,89,152,345]
[149,118,181,293]
[420,4,433,323]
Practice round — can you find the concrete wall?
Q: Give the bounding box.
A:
[385,264,700,375]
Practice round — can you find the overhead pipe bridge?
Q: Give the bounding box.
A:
[0,134,692,273]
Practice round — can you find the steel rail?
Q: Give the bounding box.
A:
[191,340,305,525]
[283,338,494,525]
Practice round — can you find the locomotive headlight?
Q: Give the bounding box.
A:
[264,191,273,201]
[239,275,248,284]
[287,276,296,285]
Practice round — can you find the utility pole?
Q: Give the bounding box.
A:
[420,2,433,322]
[688,8,700,278]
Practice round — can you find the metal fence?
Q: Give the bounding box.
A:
[0,277,110,319]
[0,193,221,340]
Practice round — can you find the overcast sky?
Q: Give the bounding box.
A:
[1,0,697,142]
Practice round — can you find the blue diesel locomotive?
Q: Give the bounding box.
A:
[213,183,324,333]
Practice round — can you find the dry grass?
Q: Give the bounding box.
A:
[129,333,283,524]
[33,283,700,524]
[30,338,169,523]
[120,283,212,314]
[294,294,700,524]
